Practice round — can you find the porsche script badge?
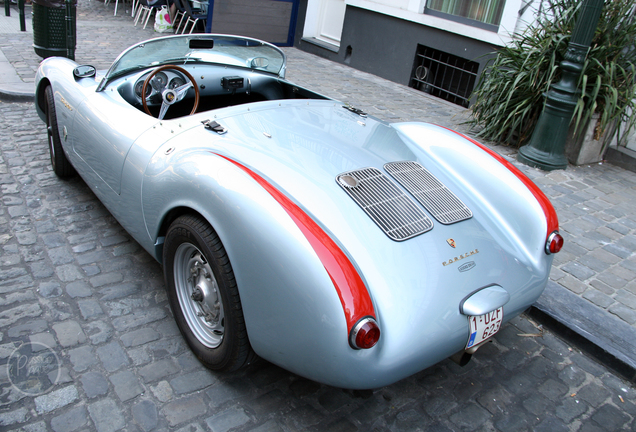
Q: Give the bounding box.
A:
[442,249,479,267]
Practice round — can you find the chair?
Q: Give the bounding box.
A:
[170,0,187,33]
[104,0,117,16]
[134,0,167,29]
[113,0,127,16]
[104,0,132,17]
[177,0,207,34]
[131,0,140,18]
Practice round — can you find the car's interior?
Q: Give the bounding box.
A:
[117,64,328,120]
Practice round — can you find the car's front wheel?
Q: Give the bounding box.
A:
[163,215,254,371]
[44,86,75,178]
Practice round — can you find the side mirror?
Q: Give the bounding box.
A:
[250,57,269,69]
[73,65,96,79]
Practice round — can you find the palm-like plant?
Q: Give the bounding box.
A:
[469,0,636,147]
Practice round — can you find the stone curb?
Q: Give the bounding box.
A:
[531,280,636,383]
[0,48,35,102]
[0,86,34,102]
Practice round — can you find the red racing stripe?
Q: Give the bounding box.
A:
[214,153,376,334]
[438,127,559,239]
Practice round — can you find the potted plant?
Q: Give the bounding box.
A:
[469,0,636,164]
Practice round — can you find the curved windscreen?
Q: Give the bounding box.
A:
[99,34,286,90]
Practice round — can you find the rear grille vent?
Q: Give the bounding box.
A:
[337,168,433,241]
[385,161,472,225]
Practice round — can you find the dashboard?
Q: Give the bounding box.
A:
[134,70,187,100]
[115,64,327,118]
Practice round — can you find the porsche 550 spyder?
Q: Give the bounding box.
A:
[35,34,563,389]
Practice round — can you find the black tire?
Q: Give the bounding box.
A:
[163,215,254,371]
[45,86,75,178]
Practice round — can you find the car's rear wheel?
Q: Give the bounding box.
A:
[163,215,254,371]
[44,86,75,178]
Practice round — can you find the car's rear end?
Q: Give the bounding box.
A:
[144,99,561,388]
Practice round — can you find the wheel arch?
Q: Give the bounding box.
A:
[143,155,361,373]
[154,205,208,265]
[142,150,383,379]
[35,78,52,121]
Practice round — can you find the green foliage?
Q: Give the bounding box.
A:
[469,0,636,147]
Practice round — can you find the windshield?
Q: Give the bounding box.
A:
[99,34,286,90]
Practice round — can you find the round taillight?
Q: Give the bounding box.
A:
[546,231,564,254]
[349,317,380,349]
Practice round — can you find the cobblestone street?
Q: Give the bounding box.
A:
[1,0,636,430]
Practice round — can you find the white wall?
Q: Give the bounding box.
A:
[361,0,424,12]
[345,0,524,46]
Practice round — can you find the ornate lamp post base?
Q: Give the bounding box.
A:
[517,88,576,171]
[516,0,604,171]
[517,144,568,171]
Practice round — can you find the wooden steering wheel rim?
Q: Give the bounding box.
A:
[142,64,200,117]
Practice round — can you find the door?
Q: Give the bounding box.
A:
[316,0,345,46]
[72,96,149,196]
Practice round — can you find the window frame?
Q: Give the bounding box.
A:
[424,0,505,32]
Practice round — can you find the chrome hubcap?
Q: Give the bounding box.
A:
[174,243,224,348]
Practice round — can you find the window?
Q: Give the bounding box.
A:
[425,0,505,31]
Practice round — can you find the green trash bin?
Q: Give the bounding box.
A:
[32,0,77,60]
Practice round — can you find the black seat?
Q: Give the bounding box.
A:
[177,0,207,34]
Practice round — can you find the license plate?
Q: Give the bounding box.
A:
[466,307,503,349]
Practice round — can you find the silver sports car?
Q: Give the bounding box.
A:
[35,34,563,389]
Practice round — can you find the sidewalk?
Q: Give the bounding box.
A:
[0,2,33,100]
[1,0,635,383]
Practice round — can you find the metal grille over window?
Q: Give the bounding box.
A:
[385,161,472,225]
[337,168,433,241]
[409,45,479,108]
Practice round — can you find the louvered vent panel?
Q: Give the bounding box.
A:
[337,168,433,241]
[385,161,472,225]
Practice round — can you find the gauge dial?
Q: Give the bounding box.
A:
[169,76,186,89]
[151,72,168,90]
[134,81,151,98]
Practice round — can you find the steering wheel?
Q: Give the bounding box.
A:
[142,65,200,120]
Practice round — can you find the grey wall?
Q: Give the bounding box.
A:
[294,4,498,101]
[210,0,294,45]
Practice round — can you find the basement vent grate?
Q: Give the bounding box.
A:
[409,45,479,108]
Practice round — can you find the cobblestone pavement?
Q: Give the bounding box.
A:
[0,0,636,431]
[536,165,636,321]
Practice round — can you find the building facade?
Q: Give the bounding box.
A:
[294,0,535,107]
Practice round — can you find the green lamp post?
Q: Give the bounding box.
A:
[517,0,605,171]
